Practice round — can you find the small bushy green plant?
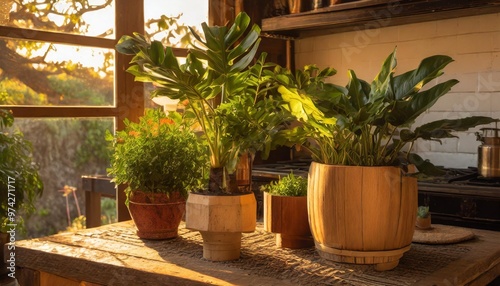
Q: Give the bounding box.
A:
[417,206,430,218]
[261,173,307,197]
[0,109,43,233]
[106,108,208,200]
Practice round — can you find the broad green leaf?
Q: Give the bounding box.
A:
[200,22,225,51]
[230,38,261,73]
[162,47,180,71]
[408,153,446,176]
[371,48,397,100]
[227,25,260,63]
[149,41,165,65]
[115,35,139,55]
[393,55,454,100]
[317,67,337,78]
[225,12,251,47]
[387,79,459,126]
[413,116,499,138]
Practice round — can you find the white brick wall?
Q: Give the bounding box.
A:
[295,12,500,168]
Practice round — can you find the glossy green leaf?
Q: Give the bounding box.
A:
[393,55,454,100]
[371,48,397,100]
[387,79,459,126]
[225,12,251,47]
[412,116,499,139]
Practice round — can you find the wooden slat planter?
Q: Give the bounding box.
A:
[308,163,418,271]
[263,192,313,249]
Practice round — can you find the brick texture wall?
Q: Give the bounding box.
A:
[295,12,500,168]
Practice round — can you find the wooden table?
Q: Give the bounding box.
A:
[12,221,500,286]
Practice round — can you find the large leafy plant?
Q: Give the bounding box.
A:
[106,109,208,200]
[115,12,290,194]
[0,109,43,233]
[276,49,498,175]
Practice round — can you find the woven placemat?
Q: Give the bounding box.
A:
[412,224,475,244]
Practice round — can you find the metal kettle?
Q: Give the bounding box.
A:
[476,128,500,178]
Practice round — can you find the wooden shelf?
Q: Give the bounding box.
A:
[261,0,500,38]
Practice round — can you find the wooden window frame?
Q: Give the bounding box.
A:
[0,0,239,222]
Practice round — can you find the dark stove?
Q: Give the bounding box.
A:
[418,167,500,231]
[252,163,500,231]
[252,159,310,180]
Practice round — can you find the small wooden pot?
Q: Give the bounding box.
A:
[263,192,313,249]
[128,191,186,240]
[185,192,256,261]
[416,214,432,230]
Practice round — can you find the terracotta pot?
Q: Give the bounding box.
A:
[416,214,432,230]
[128,191,186,240]
[263,192,313,249]
[185,192,256,261]
[308,163,417,271]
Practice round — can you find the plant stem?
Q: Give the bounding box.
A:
[72,190,81,217]
[65,195,71,227]
[379,126,397,164]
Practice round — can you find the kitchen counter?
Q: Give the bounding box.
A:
[12,221,500,285]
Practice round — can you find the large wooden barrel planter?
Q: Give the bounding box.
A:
[263,192,314,249]
[308,163,418,271]
[185,192,256,261]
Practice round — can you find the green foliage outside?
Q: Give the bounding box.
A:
[100,198,117,225]
[75,120,113,169]
[0,78,46,105]
[0,109,44,233]
[48,74,113,106]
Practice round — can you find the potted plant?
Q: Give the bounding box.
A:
[261,172,313,249]
[275,50,498,270]
[416,205,431,230]
[106,108,208,240]
[0,109,43,276]
[115,12,290,260]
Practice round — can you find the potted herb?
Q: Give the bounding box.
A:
[261,173,313,249]
[416,206,431,230]
[276,50,498,270]
[0,109,43,275]
[106,108,208,240]
[115,12,289,260]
